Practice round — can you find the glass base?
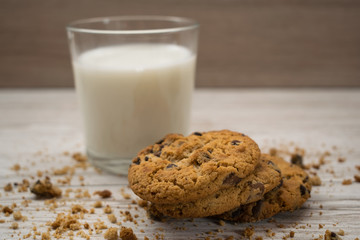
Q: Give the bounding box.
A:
[87,150,131,175]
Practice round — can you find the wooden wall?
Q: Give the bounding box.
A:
[1,0,360,88]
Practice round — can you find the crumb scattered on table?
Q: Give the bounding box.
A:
[94,190,112,198]
[30,177,62,198]
[120,226,137,240]
[310,176,322,186]
[354,175,360,183]
[104,227,118,240]
[324,230,342,240]
[4,183,13,192]
[341,179,352,185]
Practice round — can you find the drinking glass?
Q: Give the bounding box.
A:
[67,16,199,175]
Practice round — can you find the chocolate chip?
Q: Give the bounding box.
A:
[154,151,162,157]
[250,182,265,195]
[300,184,307,196]
[193,132,202,136]
[231,140,241,145]
[144,156,149,161]
[303,175,309,183]
[251,200,263,218]
[207,149,213,154]
[330,232,337,238]
[278,179,283,188]
[223,173,242,186]
[203,153,211,159]
[268,161,275,166]
[272,179,284,192]
[132,157,141,165]
[156,138,164,144]
[291,154,304,168]
[267,160,280,174]
[242,133,245,136]
[166,163,177,169]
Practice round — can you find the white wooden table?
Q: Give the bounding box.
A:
[0,89,359,239]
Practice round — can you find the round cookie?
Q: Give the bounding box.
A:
[217,154,312,222]
[128,130,261,204]
[150,156,282,218]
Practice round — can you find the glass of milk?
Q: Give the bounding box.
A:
[66,16,198,175]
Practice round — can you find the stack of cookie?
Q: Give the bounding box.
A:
[128,130,311,222]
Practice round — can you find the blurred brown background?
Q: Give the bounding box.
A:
[1,0,360,88]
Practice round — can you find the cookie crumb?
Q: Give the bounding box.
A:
[324,230,342,240]
[108,214,117,223]
[310,176,322,186]
[94,190,112,198]
[11,164,21,171]
[13,211,22,221]
[51,212,81,233]
[266,229,275,237]
[104,205,112,214]
[137,200,148,208]
[72,152,87,162]
[94,201,103,208]
[218,220,225,226]
[338,157,346,163]
[356,165,360,171]
[242,226,254,238]
[342,179,352,185]
[2,206,13,214]
[354,175,360,183]
[30,177,62,198]
[104,227,118,240]
[10,222,18,229]
[84,222,90,229]
[337,229,344,236]
[53,166,70,175]
[37,170,43,177]
[120,226,137,240]
[94,220,108,231]
[4,183,13,192]
[41,232,51,240]
[71,204,88,214]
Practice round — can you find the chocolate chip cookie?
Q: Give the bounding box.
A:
[128,130,261,204]
[217,154,312,222]
[150,156,282,218]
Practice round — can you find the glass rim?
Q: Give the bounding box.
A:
[66,15,199,35]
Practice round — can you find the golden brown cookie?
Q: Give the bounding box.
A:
[217,154,312,222]
[150,156,282,218]
[128,130,261,204]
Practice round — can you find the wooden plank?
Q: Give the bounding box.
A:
[0,89,360,239]
[0,0,360,88]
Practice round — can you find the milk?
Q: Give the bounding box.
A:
[73,44,195,162]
